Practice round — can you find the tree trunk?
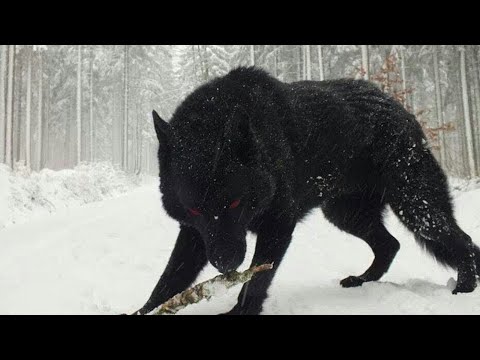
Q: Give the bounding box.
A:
[201,45,209,80]
[361,45,369,80]
[304,45,311,80]
[399,46,407,107]
[197,45,205,80]
[273,48,278,78]
[433,45,446,169]
[0,45,7,163]
[317,45,324,81]
[192,45,198,81]
[112,73,122,167]
[297,46,302,81]
[410,87,416,115]
[459,46,477,178]
[302,46,306,80]
[43,71,50,169]
[25,46,32,170]
[469,45,480,171]
[474,46,480,125]
[14,51,23,164]
[123,45,129,171]
[133,104,138,174]
[136,110,142,175]
[5,45,15,168]
[36,51,43,171]
[76,45,82,165]
[65,102,71,168]
[89,45,94,163]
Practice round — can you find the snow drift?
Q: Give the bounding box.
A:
[0,162,153,229]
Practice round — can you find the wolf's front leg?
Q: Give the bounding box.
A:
[133,225,207,315]
[224,215,296,315]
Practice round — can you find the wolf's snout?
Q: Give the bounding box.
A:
[210,256,243,274]
[207,242,245,274]
[204,225,247,274]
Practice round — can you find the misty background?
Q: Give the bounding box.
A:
[0,45,479,179]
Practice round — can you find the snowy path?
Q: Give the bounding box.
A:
[1,182,480,315]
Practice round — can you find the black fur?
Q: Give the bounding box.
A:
[135,67,479,315]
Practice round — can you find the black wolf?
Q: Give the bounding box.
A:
[134,67,479,315]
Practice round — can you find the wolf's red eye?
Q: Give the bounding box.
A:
[229,199,241,209]
[188,208,201,216]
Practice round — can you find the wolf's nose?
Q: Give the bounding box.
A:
[211,257,241,274]
[212,259,234,274]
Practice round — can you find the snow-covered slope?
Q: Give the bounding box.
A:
[0,177,479,314]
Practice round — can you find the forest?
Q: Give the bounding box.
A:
[0,45,479,179]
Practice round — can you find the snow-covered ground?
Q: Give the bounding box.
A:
[0,169,479,314]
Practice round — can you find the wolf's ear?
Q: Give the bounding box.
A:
[152,110,171,144]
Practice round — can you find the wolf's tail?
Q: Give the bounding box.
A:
[379,126,479,273]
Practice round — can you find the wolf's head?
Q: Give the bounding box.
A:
[152,101,276,273]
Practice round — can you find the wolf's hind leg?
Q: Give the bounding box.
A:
[339,225,400,288]
[322,192,400,288]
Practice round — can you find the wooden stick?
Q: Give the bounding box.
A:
[148,263,274,315]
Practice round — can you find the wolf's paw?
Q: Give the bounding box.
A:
[340,276,365,288]
[452,279,477,295]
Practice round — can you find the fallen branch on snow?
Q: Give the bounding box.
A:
[148,263,274,315]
